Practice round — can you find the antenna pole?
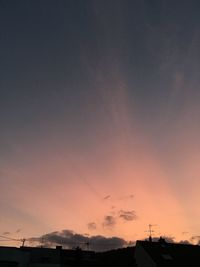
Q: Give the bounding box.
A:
[149,224,153,242]
[21,238,26,247]
[145,224,156,242]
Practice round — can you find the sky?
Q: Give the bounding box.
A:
[1,0,200,250]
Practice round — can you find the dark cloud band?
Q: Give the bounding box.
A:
[28,229,128,251]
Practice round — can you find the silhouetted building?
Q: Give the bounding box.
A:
[0,246,30,267]
[0,246,95,267]
[135,240,200,267]
[95,246,136,267]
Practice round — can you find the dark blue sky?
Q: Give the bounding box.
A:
[1,0,200,134]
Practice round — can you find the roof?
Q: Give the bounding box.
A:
[136,240,200,267]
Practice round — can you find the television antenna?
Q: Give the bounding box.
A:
[145,224,157,242]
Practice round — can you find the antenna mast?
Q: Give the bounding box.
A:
[21,238,26,247]
[146,224,156,242]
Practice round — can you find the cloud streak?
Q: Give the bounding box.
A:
[102,216,116,229]
[87,222,97,231]
[2,232,10,235]
[119,194,134,200]
[103,195,111,200]
[119,210,137,221]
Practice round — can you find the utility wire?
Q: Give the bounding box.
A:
[0,235,20,241]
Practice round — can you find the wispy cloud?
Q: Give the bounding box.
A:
[119,194,134,200]
[2,232,10,235]
[103,195,111,200]
[119,210,137,221]
[182,231,189,235]
[102,215,116,228]
[87,222,97,231]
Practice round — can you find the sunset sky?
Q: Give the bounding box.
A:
[1,0,200,250]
